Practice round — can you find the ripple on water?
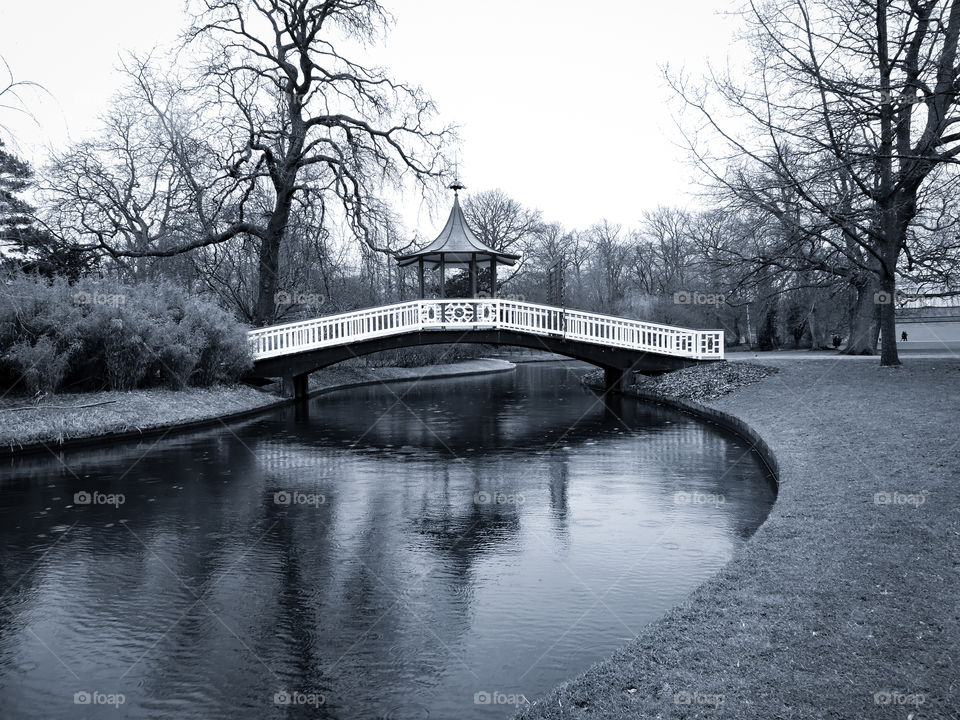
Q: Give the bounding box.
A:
[449,583,472,602]
[573,517,604,528]
[632,516,663,528]
[383,702,431,719]
[10,660,40,674]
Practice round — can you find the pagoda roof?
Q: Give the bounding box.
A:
[396,192,520,269]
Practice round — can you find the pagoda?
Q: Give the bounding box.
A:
[395,180,520,298]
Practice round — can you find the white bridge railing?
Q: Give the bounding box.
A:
[248,299,724,362]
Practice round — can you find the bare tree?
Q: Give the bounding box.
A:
[585,220,627,312]
[0,56,46,141]
[45,99,198,272]
[69,1,450,325]
[685,158,885,352]
[461,189,542,253]
[458,188,542,290]
[672,0,960,364]
[528,222,568,266]
[632,206,696,296]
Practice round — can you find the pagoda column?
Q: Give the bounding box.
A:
[470,253,478,298]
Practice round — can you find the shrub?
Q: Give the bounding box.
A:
[3,336,71,394]
[0,275,252,394]
[158,338,200,390]
[103,316,154,391]
[184,297,252,385]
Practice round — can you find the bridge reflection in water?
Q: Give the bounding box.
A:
[0,363,774,720]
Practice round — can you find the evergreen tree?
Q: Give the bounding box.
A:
[0,138,36,255]
[0,139,92,279]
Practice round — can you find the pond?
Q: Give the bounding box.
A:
[0,362,775,719]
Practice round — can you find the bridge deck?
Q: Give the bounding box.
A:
[249,299,724,363]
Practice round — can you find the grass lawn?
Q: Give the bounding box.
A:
[519,358,959,720]
[0,385,278,451]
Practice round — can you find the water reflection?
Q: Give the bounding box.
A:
[0,362,775,719]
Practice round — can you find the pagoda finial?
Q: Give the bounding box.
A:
[449,158,465,194]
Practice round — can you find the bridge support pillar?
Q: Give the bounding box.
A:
[603,367,634,394]
[281,373,310,401]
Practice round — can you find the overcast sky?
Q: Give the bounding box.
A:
[0,0,740,232]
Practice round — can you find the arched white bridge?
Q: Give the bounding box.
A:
[248,298,724,398]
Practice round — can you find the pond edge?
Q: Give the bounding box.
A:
[629,389,779,483]
[588,379,780,485]
[1,359,517,459]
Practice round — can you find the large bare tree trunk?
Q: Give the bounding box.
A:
[875,5,902,367]
[843,274,879,354]
[254,188,295,326]
[807,301,827,349]
[878,245,901,365]
[878,303,899,362]
[255,234,281,326]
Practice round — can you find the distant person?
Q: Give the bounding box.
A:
[901,330,908,342]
